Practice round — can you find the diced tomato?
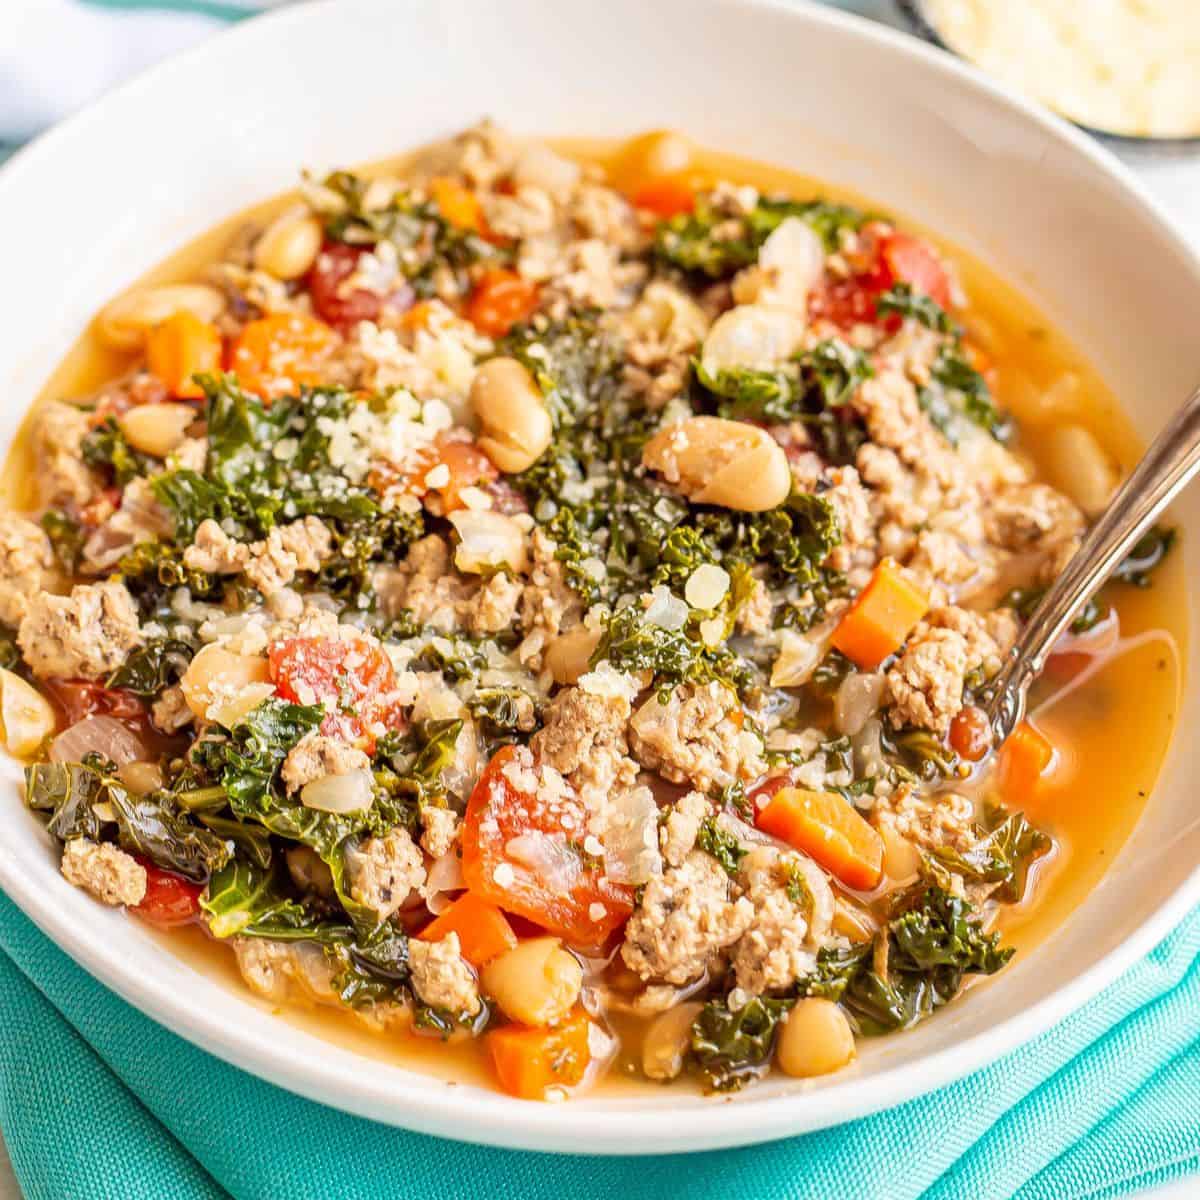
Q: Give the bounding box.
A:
[428,438,499,513]
[41,679,146,727]
[268,634,404,748]
[461,746,634,949]
[131,862,203,928]
[881,232,952,311]
[307,241,415,331]
[465,269,540,337]
[810,227,951,331]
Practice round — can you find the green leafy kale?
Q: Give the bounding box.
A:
[695,816,747,878]
[655,196,869,279]
[919,345,1010,444]
[883,727,961,783]
[499,313,623,427]
[466,687,537,742]
[1004,585,1104,635]
[41,511,85,574]
[374,717,465,809]
[930,808,1050,904]
[798,886,1013,1035]
[190,698,325,814]
[316,170,507,292]
[591,602,753,699]
[696,340,873,467]
[1111,525,1175,587]
[26,758,230,881]
[876,282,956,333]
[106,638,194,696]
[690,996,793,1091]
[82,418,157,485]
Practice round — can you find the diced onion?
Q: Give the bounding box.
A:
[505,832,581,894]
[701,304,806,375]
[449,510,528,574]
[602,785,662,885]
[300,768,375,814]
[423,848,466,915]
[771,624,834,687]
[834,672,885,737]
[50,715,146,766]
[644,586,688,631]
[684,563,730,610]
[754,217,825,310]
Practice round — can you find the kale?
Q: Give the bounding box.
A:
[201,859,336,939]
[195,813,273,869]
[1111,525,1175,587]
[0,627,20,674]
[797,886,1013,1035]
[26,762,105,841]
[107,787,231,882]
[106,638,194,696]
[41,511,85,574]
[778,572,851,633]
[373,718,464,809]
[930,807,1050,903]
[1003,585,1104,635]
[690,996,793,1091]
[655,196,869,279]
[81,419,157,485]
[466,687,537,741]
[697,340,873,465]
[919,346,1011,444]
[318,507,425,611]
[808,648,855,699]
[203,859,413,1003]
[695,816,747,878]
[876,282,956,333]
[883,727,960,783]
[406,635,490,684]
[591,603,753,699]
[316,169,505,291]
[544,506,606,606]
[190,698,325,814]
[26,759,229,881]
[115,540,225,614]
[499,313,623,427]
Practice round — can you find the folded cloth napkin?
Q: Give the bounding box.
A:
[0,888,1198,1200]
[2,3,1199,1199]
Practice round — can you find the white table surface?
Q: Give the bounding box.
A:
[0,2,1195,1197]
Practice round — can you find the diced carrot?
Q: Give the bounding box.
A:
[399,300,438,332]
[227,313,339,401]
[431,438,499,513]
[145,311,222,399]
[631,173,695,218]
[487,1011,591,1100]
[755,786,884,891]
[830,558,929,669]
[417,892,517,967]
[465,269,540,337]
[1001,721,1054,806]
[429,176,484,233]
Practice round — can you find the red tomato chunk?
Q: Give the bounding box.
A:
[462,746,634,948]
[132,862,204,929]
[268,634,404,748]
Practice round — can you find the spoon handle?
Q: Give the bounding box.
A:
[984,382,1200,742]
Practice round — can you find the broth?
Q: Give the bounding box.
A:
[7,135,1186,1094]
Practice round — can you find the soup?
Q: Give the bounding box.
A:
[3,125,1183,1100]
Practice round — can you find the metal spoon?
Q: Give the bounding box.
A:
[983,383,1200,743]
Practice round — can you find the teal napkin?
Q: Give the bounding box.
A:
[0,887,1197,1200]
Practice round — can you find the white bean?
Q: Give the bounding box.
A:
[481,937,582,1026]
[119,403,196,458]
[97,284,226,351]
[643,416,792,512]
[180,644,271,722]
[700,304,806,376]
[470,357,553,474]
[1044,424,1118,517]
[776,998,856,1078]
[642,1001,704,1081]
[253,208,324,280]
[545,627,602,685]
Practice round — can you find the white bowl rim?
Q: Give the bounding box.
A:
[0,0,1197,1156]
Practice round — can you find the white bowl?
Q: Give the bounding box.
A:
[0,0,1196,1156]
